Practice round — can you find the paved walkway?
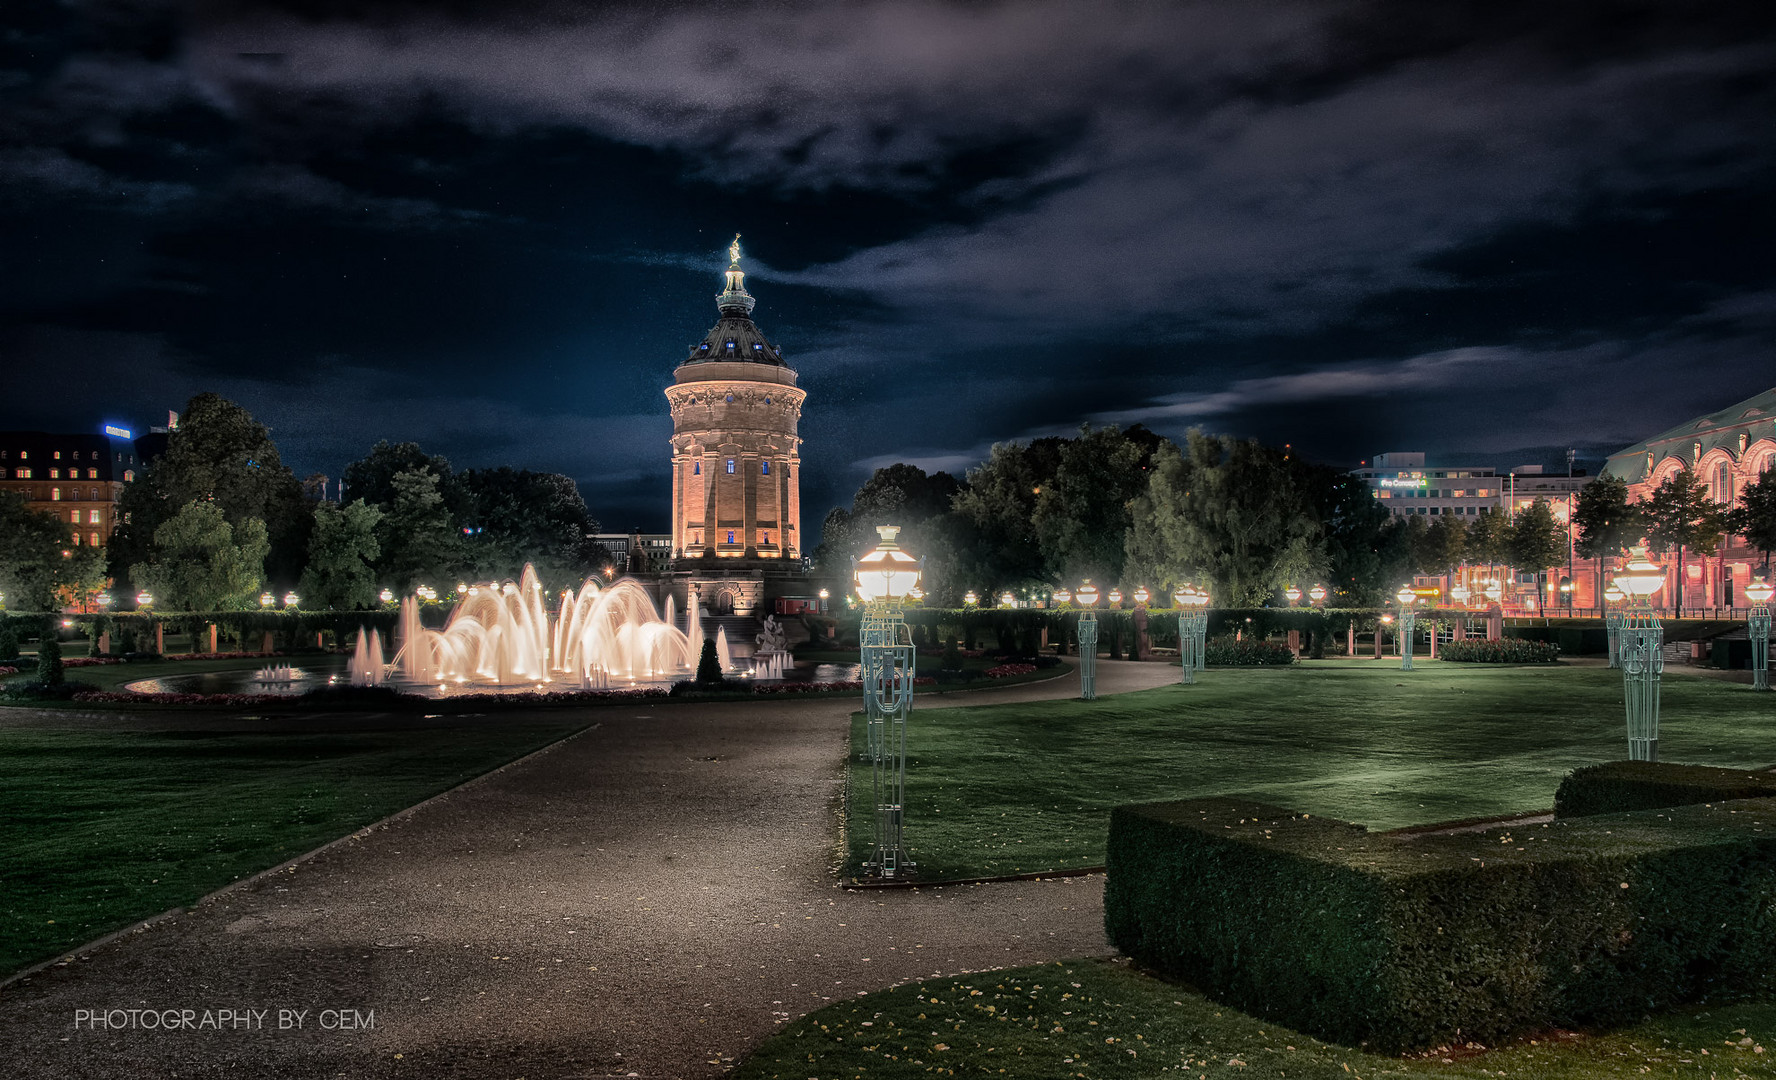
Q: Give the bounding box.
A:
[0,659,1182,1079]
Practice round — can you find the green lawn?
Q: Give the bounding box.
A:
[735,958,1776,1079]
[0,718,584,976]
[846,659,1776,881]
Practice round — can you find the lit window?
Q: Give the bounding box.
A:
[16,468,30,479]
[87,468,97,479]
[763,531,770,544]
[89,510,101,524]
[19,450,26,459]
[1714,461,1733,504]
[70,510,80,523]
[693,461,701,475]
[725,394,734,403]
[726,459,735,474]
[761,461,770,475]
[123,470,133,482]
[726,530,735,544]
[53,451,61,460]
[50,468,60,479]
[71,531,80,545]
[752,343,763,351]
[89,532,99,546]
[51,488,60,500]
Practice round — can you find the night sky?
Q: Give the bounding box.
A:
[3,1,1773,533]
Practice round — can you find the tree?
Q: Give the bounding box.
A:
[1466,508,1511,585]
[458,467,601,586]
[36,634,63,686]
[1300,468,1406,605]
[376,469,465,594]
[1507,499,1568,602]
[1124,433,1318,606]
[1411,513,1468,576]
[0,491,80,610]
[52,545,109,612]
[298,499,384,610]
[1031,425,1161,586]
[950,437,1067,591]
[1573,474,1643,602]
[1727,463,1776,571]
[344,440,471,519]
[131,500,270,611]
[111,393,311,594]
[1643,469,1726,618]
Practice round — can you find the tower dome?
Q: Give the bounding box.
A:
[665,236,805,562]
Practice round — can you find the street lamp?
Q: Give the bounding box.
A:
[283,591,300,609]
[1076,580,1100,699]
[1053,588,1072,606]
[95,590,112,609]
[1108,588,1124,609]
[1450,582,1471,607]
[1395,584,1416,671]
[999,590,1016,608]
[1559,576,1573,610]
[379,587,395,604]
[1603,580,1625,668]
[1285,585,1302,606]
[1746,575,1772,692]
[1173,586,1197,684]
[135,590,153,609]
[1133,586,1150,607]
[1615,544,1666,761]
[1309,583,1326,607]
[963,590,978,607]
[818,587,830,614]
[260,591,275,608]
[854,525,921,879]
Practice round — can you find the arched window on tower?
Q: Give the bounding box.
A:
[761,461,770,475]
[693,461,700,475]
[726,459,735,474]
[1713,460,1734,504]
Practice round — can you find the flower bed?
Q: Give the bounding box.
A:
[1440,638,1560,663]
[1203,637,1296,666]
[0,666,17,677]
[63,657,125,668]
[984,662,1037,678]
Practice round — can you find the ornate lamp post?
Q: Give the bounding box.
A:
[1746,575,1772,691]
[135,590,153,609]
[1134,586,1150,607]
[259,591,275,609]
[819,587,830,614]
[999,590,1016,609]
[1173,586,1197,684]
[1309,583,1326,607]
[1076,580,1100,699]
[854,525,922,879]
[1285,585,1302,606]
[963,590,978,607]
[1603,580,1625,668]
[1616,544,1666,761]
[1395,584,1417,671]
[1191,586,1210,671]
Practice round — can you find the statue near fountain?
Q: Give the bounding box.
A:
[752,615,789,679]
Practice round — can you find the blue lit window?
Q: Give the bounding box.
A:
[761,461,770,475]
[727,530,735,544]
[699,343,709,352]
[726,459,735,474]
[764,532,770,544]
[693,461,700,475]
[752,343,763,351]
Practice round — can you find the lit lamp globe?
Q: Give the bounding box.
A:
[963,590,979,606]
[999,591,1016,608]
[283,591,300,609]
[1309,583,1327,605]
[1615,544,1665,601]
[908,586,925,603]
[1192,586,1211,609]
[136,590,153,608]
[819,588,830,600]
[1053,588,1072,606]
[1395,585,1415,607]
[379,588,394,604]
[260,591,275,608]
[1604,581,1624,606]
[1483,580,1502,603]
[1745,576,1774,606]
[1077,581,1100,608]
[1134,585,1151,607]
[1172,585,1191,608]
[1285,585,1302,605]
[1450,583,1470,606]
[1108,588,1124,608]
[853,525,922,603]
[96,591,113,608]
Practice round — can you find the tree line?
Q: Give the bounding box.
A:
[816,425,1776,610]
[0,393,608,612]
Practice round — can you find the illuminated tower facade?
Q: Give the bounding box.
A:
[666,236,805,563]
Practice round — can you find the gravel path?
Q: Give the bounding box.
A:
[1,659,1181,1079]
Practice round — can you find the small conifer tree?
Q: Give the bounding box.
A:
[37,634,64,686]
[695,638,723,684]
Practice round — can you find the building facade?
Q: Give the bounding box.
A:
[0,425,163,549]
[665,236,806,563]
[1354,451,1506,518]
[1598,386,1776,611]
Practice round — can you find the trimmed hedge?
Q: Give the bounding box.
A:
[1555,761,1776,818]
[1105,795,1776,1052]
[1439,638,1560,663]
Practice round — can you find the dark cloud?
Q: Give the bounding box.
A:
[1,0,1772,529]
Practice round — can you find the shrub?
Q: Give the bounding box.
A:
[940,639,963,672]
[1105,795,1776,1053]
[0,627,17,662]
[1555,761,1776,818]
[1202,636,1295,666]
[695,637,723,684]
[36,636,64,685]
[1439,638,1560,663]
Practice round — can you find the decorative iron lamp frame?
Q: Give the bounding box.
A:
[1394,585,1416,671]
[1746,575,1772,692]
[1076,581,1100,699]
[1616,544,1666,761]
[854,525,922,879]
[1603,580,1625,669]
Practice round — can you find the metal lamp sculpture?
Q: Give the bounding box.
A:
[1746,574,1773,692]
[1603,580,1625,669]
[1173,586,1197,684]
[1395,584,1417,671]
[855,525,922,879]
[1191,586,1210,672]
[1076,580,1100,699]
[1615,544,1666,761]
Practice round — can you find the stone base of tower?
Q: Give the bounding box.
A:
[654,558,824,619]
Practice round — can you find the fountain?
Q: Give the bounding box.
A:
[253,663,298,686]
[752,615,790,679]
[353,565,698,691]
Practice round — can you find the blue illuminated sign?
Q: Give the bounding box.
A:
[103,424,133,440]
